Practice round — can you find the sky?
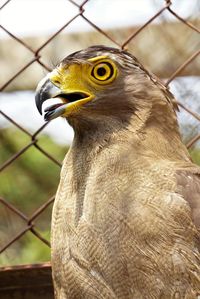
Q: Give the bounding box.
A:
[0,0,198,38]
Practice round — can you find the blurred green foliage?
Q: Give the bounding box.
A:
[0,127,200,267]
[0,128,67,266]
[190,148,200,166]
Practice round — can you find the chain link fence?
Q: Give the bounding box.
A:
[0,0,200,273]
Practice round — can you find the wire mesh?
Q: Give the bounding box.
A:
[0,0,200,269]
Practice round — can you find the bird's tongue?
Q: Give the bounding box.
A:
[44,103,64,112]
[43,98,70,121]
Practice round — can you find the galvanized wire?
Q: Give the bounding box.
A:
[0,0,200,266]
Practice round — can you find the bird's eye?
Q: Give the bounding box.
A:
[90,61,116,84]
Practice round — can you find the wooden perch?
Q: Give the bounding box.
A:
[0,263,54,299]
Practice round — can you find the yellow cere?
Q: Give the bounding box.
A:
[48,56,118,116]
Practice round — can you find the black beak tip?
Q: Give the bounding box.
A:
[35,77,61,117]
[35,91,43,115]
[35,77,52,115]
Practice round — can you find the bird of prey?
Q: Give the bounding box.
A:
[35,45,200,299]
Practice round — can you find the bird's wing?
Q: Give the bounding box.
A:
[176,167,200,245]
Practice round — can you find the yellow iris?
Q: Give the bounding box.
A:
[89,56,117,85]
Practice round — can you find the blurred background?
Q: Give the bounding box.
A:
[0,0,200,267]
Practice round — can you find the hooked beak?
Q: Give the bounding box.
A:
[35,77,60,115]
[35,76,93,121]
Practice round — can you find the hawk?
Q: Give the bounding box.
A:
[35,46,200,299]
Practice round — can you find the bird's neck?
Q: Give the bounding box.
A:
[69,98,190,163]
[139,102,191,162]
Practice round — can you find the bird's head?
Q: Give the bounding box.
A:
[35,45,177,133]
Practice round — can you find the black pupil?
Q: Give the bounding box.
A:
[97,67,106,77]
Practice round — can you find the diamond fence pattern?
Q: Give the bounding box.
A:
[0,0,200,269]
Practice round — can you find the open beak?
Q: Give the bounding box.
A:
[35,76,93,121]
